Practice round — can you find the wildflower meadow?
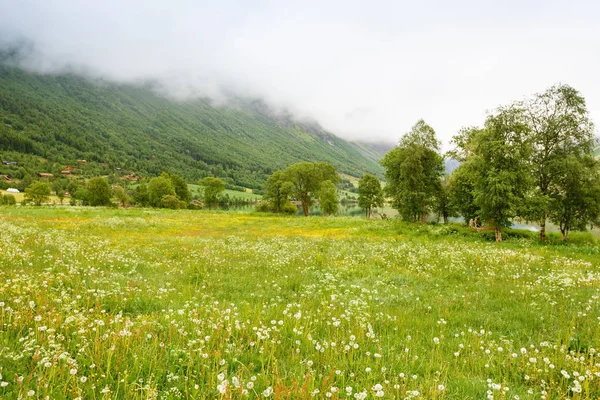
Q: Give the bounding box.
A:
[0,207,599,399]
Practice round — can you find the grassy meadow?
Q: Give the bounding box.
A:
[0,207,599,399]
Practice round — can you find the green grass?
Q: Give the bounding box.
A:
[0,207,599,399]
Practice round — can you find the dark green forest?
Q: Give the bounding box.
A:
[0,64,383,188]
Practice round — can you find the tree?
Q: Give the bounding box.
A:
[381,120,444,223]
[448,162,479,225]
[357,174,384,218]
[113,186,130,207]
[262,170,294,214]
[51,180,63,198]
[67,181,81,197]
[148,176,176,207]
[199,177,225,207]
[87,177,112,206]
[24,181,50,206]
[56,190,65,204]
[72,188,89,205]
[472,105,532,242]
[447,126,483,162]
[133,182,150,207]
[435,176,456,224]
[319,180,338,216]
[166,172,191,203]
[524,84,595,240]
[283,162,339,216]
[548,155,600,241]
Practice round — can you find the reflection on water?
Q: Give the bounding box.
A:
[295,204,397,217]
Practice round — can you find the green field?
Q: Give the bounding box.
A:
[0,207,599,399]
[0,189,62,204]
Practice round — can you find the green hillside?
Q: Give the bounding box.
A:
[0,64,383,188]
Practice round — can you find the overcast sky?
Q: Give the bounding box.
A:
[1,0,599,148]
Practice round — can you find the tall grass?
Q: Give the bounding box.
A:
[0,207,599,399]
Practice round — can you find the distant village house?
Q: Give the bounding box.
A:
[123,173,138,181]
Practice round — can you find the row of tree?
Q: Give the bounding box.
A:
[380,84,600,241]
[16,172,253,209]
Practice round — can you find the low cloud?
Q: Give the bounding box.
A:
[1,0,599,148]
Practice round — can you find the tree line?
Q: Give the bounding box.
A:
[14,173,255,209]
[379,84,600,242]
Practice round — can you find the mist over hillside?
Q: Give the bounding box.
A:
[0,64,384,187]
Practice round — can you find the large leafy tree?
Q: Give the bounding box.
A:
[166,172,191,203]
[447,127,484,225]
[148,176,176,207]
[448,162,479,225]
[87,177,112,206]
[113,186,130,207]
[283,162,339,216]
[262,170,294,214]
[199,177,225,207]
[132,183,150,207]
[24,181,50,206]
[435,175,457,224]
[357,173,384,218]
[523,84,595,240]
[472,105,532,242]
[548,155,600,241]
[381,120,444,222]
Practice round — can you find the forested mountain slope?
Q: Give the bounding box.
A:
[0,65,383,188]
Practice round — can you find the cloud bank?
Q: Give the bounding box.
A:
[1,0,599,148]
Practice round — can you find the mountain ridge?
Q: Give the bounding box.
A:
[0,64,384,188]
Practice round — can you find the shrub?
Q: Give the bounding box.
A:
[2,194,16,205]
[161,194,182,209]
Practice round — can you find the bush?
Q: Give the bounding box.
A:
[161,194,182,209]
[187,202,202,210]
[281,201,298,215]
[255,200,297,214]
[1,194,16,205]
[255,201,271,213]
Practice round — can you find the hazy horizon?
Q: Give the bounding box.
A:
[1,0,599,149]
